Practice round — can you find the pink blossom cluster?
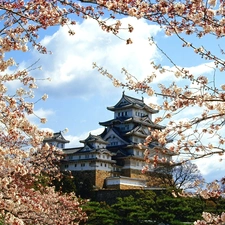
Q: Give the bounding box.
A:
[0,0,96,223]
[2,0,225,223]
[90,0,225,224]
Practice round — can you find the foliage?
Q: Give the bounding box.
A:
[91,0,225,166]
[2,0,225,224]
[0,0,93,224]
[76,177,94,199]
[85,190,225,225]
[111,195,147,225]
[53,172,94,198]
[86,0,225,223]
[82,202,116,225]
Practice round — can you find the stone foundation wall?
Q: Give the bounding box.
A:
[146,171,173,187]
[71,170,111,189]
[95,170,111,188]
[146,176,165,187]
[71,169,172,190]
[121,169,173,187]
[119,184,143,190]
[122,168,147,179]
[106,184,144,190]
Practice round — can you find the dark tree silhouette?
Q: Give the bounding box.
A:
[152,161,205,190]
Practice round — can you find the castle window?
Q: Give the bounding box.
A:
[100,163,103,167]
[105,164,107,167]
[64,165,69,168]
[118,112,120,117]
[58,143,64,148]
[81,163,85,167]
[85,155,89,159]
[74,164,77,167]
[62,143,64,148]
[137,162,139,166]
[69,156,73,160]
[125,111,127,116]
[111,142,118,146]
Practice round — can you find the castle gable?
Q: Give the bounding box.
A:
[112,94,144,109]
[80,133,107,144]
[44,131,70,144]
[79,144,93,152]
[115,97,131,108]
[103,128,128,146]
[134,126,149,136]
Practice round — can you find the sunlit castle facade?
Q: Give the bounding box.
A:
[46,93,174,190]
[43,132,69,149]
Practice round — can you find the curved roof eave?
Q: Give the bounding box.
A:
[107,104,159,114]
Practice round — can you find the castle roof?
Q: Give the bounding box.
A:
[63,147,81,154]
[99,117,165,129]
[101,127,130,144]
[107,93,158,114]
[44,131,70,143]
[80,133,108,145]
[76,146,114,155]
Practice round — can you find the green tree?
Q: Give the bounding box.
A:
[112,195,148,225]
[83,201,116,225]
[85,190,225,225]
[78,178,94,199]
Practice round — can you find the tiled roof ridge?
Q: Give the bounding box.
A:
[123,93,144,104]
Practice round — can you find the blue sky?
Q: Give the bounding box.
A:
[10,15,225,183]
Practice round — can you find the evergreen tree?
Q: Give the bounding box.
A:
[83,201,116,225]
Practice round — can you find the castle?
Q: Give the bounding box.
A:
[44,93,174,190]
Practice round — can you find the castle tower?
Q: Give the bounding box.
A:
[43,131,70,149]
[99,93,173,181]
[58,93,175,190]
[62,133,116,189]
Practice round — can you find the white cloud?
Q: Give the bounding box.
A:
[188,62,215,76]
[144,96,159,106]
[19,16,223,183]
[28,108,55,125]
[194,155,225,182]
[65,127,104,148]
[30,17,162,98]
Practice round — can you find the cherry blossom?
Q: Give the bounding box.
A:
[2,0,225,223]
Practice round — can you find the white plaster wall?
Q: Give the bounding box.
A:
[96,162,112,171]
[106,177,146,187]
